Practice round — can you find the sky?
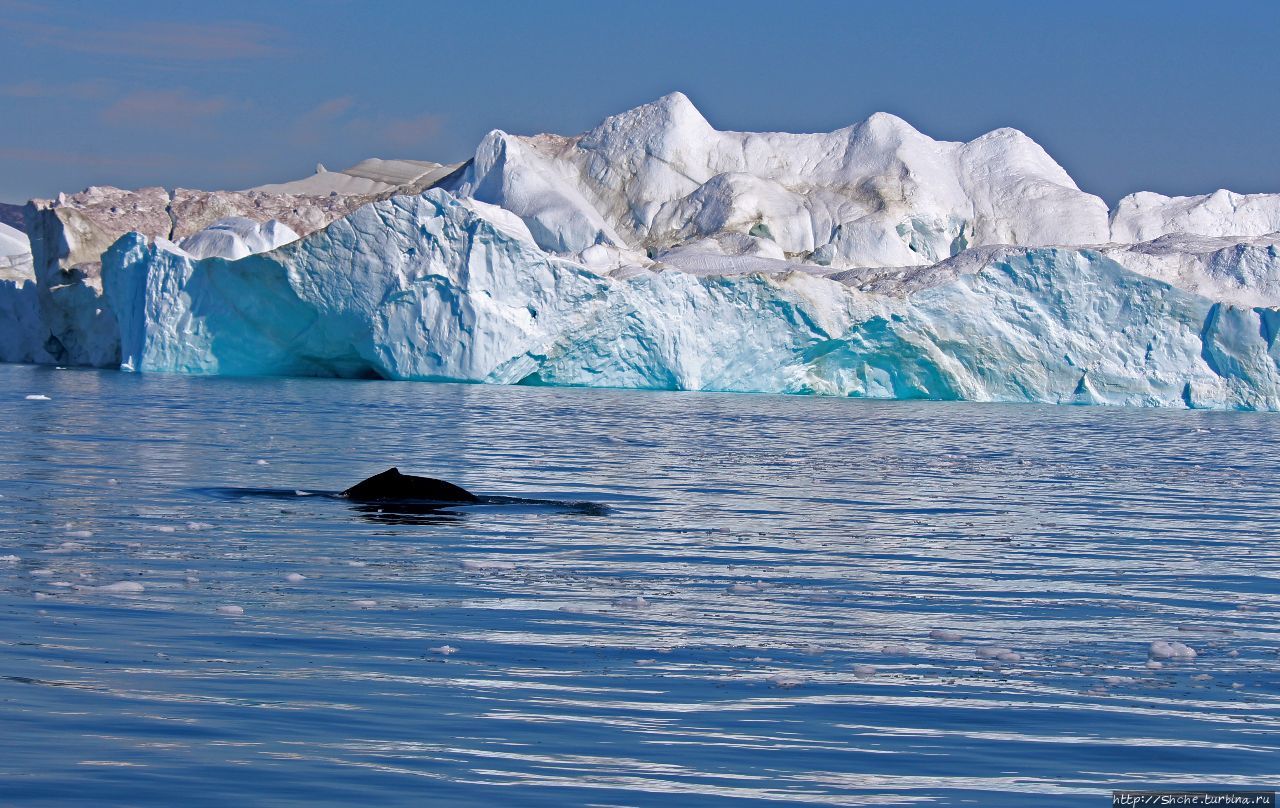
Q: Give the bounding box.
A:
[1,0,1278,205]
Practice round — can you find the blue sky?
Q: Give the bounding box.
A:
[1,0,1277,204]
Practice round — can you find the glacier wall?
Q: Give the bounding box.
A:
[100,189,1280,409]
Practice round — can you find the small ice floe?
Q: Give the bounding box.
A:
[216,605,245,615]
[460,559,516,572]
[0,555,18,563]
[853,664,877,678]
[429,645,457,655]
[344,560,367,568]
[153,525,176,533]
[798,643,826,656]
[1149,640,1197,660]
[51,581,73,588]
[184,576,200,583]
[976,646,1013,660]
[1227,649,1240,658]
[351,599,378,608]
[186,522,213,531]
[255,459,269,466]
[95,581,144,593]
[727,581,770,594]
[25,394,51,401]
[66,530,93,539]
[284,573,307,583]
[1235,604,1259,612]
[1192,673,1212,682]
[30,569,54,577]
[767,672,805,688]
[880,644,911,655]
[1145,660,1163,670]
[33,592,51,600]
[558,605,587,614]
[612,596,649,609]
[996,652,1022,663]
[294,490,312,497]
[929,629,964,641]
[1232,682,1244,689]
[1102,676,1133,686]
[106,479,118,486]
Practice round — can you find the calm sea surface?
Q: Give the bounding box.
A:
[0,363,1277,806]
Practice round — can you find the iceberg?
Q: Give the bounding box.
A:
[101,189,1280,409]
[9,93,1280,409]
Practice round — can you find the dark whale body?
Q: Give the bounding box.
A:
[342,467,479,504]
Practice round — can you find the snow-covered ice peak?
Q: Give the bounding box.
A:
[179,217,299,261]
[448,92,1112,269]
[1111,188,1280,242]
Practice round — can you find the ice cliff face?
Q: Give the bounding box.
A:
[19,159,463,366]
[9,93,1280,409]
[101,189,1280,409]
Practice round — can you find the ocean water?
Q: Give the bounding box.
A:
[1,362,1277,806]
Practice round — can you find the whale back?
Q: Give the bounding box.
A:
[342,467,478,503]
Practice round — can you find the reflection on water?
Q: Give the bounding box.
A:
[0,363,1277,806]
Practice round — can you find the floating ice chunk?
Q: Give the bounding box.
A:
[184,576,200,583]
[1102,676,1133,686]
[767,672,805,688]
[1232,682,1244,689]
[1235,604,1259,612]
[853,664,877,677]
[254,459,269,465]
[351,599,378,608]
[976,646,1013,659]
[1145,660,1163,669]
[727,581,771,594]
[66,530,92,539]
[30,569,54,577]
[153,525,176,533]
[880,644,911,655]
[558,605,587,614]
[1149,640,1197,660]
[930,629,964,641]
[1227,649,1240,658]
[612,596,649,609]
[996,652,1022,663]
[460,559,517,572]
[51,581,73,587]
[1192,673,1212,681]
[0,555,18,563]
[96,581,144,593]
[33,592,50,600]
[284,573,307,583]
[294,490,313,496]
[429,645,457,655]
[25,394,50,401]
[216,605,245,615]
[106,479,118,486]
[186,522,213,530]
[344,560,367,568]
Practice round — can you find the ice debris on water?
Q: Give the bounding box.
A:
[767,673,805,688]
[0,555,18,563]
[727,581,771,594]
[930,629,964,641]
[880,645,911,656]
[351,599,378,608]
[25,394,50,401]
[95,581,144,593]
[612,596,649,609]
[429,645,457,655]
[284,573,306,583]
[216,605,245,615]
[853,665,877,677]
[1149,641,1197,660]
